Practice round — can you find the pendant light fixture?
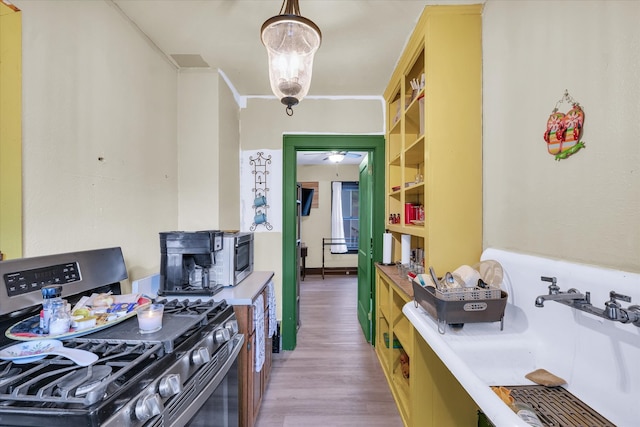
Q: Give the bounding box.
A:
[261,0,321,116]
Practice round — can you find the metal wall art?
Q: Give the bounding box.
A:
[543,90,586,161]
[249,152,273,231]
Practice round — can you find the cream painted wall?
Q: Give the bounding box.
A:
[217,76,241,231]
[297,164,359,269]
[482,0,640,272]
[16,0,179,288]
[178,70,220,230]
[177,70,240,231]
[240,97,384,316]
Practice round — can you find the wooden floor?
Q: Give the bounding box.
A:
[254,274,403,427]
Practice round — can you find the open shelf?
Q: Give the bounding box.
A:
[382,4,483,275]
[377,5,483,426]
[394,318,412,353]
[393,365,411,423]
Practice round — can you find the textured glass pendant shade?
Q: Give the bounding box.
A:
[261,0,321,115]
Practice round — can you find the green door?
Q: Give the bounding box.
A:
[357,158,373,342]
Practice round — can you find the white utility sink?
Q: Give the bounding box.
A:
[404,248,640,427]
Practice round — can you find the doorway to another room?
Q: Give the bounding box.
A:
[281,135,385,351]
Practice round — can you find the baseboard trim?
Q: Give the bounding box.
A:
[305,267,358,276]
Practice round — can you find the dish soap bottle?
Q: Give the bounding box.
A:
[511,402,544,427]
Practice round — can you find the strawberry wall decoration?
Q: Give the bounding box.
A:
[543,90,586,160]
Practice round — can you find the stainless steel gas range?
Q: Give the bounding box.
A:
[0,248,243,427]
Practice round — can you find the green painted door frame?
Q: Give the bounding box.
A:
[357,158,373,342]
[282,134,385,350]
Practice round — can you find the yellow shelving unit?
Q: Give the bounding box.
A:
[375,268,414,426]
[383,4,483,274]
[376,265,480,427]
[377,4,483,427]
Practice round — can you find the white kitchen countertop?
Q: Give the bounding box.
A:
[214,271,274,305]
[132,271,274,306]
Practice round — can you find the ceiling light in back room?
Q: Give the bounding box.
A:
[328,153,345,163]
[261,0,321,116]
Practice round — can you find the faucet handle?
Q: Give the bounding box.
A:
[605,292,632,320]
[609,291,631,303]
[541,276,559,294]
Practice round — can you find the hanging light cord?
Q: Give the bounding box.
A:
[280,0,301,16]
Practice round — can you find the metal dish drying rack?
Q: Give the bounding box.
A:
[413,275,508,334]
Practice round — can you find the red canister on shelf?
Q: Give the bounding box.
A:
[405,203,415,224]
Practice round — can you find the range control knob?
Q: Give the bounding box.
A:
[191,346,211,365]
[135,393,163,421]
[225,319,239,335]
[158,373,182,398]
[214,328,231,344]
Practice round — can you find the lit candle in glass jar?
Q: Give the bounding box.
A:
[137,304,164,334]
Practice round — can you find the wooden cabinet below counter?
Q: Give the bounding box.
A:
[216,271,275,427]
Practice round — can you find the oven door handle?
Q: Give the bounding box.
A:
[208,334,244,389]
[196,334,244,397]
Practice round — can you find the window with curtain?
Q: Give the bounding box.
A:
[331,181,359,253]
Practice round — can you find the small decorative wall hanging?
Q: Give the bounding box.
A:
[543,90,586,160]
[249,152,273,231]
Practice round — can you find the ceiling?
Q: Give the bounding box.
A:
[111,0,432,98]
[110,0,450,165]
[296,150,367,165]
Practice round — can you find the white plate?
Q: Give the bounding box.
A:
[0,339,98,366]
[0,340,61,363]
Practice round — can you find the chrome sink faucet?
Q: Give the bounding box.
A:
[535,276,640,327]
[534,276,590,308]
